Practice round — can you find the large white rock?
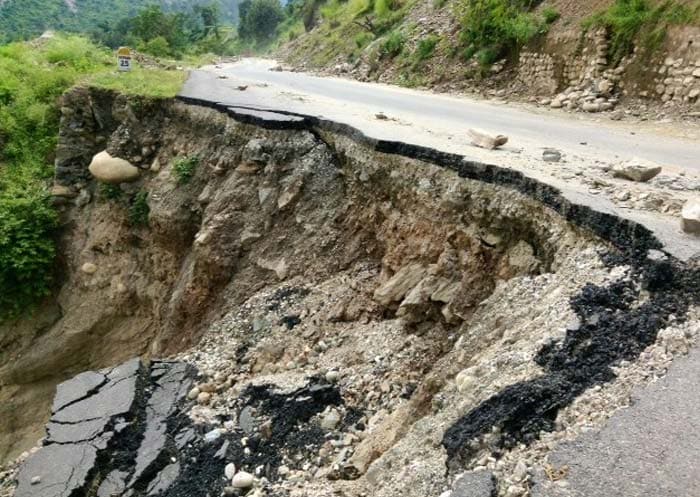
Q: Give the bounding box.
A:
[681,199,700,235]
[88,151,140,184]
[224,463,236,480]
[612,157,662,182]
[231,471,254,488]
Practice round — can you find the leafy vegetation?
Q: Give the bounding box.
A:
[584,0,700,64]
[542,7,560,25]
[100,183,123,200]
[173,156,200,184]
[0,34,186,320]
[414,34,439,62]
[455,0,554,67]
[381,31,405,58]
[0,189,58,320]
[92,3,239,58]
[0,0,240,45]
[128,191,151,227]
[238,0,286,42]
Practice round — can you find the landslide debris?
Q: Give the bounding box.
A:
[1,89,699,497]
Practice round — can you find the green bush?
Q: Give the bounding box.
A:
[0,34,186,318]
[414,34,439,62]
[355,31,374,49]
[584,0,699,65]
[374,0,401,18]
[128,191,150,227]
[100,183,123,200]
[138,36,172,58]
[381,30,405,58]
[542,7,560,24]
[456,0,543,67]
[0,188,58,320]
[173,155,199,184]
[348,0,373,17]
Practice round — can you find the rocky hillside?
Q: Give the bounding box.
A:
[0,87,698,497]
[278,0,700,116]
[0,0,240,43]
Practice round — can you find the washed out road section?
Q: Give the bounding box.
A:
[182,59,700,173]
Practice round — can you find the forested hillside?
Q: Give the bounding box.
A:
[0,0,240,43]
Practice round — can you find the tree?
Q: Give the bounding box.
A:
[239,0,285,41]
[194,4,222,39]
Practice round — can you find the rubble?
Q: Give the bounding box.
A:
[3,92,699,497]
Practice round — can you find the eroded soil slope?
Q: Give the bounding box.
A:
[1,90,698,497]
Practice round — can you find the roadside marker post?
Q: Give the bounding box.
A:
[117,47,132,72]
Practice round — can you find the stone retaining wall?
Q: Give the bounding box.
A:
[516,25,700,111]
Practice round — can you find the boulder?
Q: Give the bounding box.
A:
[467,129,508,150]
[550,98,564,109]
[582,102,601,112]
[257,257,289,280]
[451,471,497,497]
[88,151,140,184]
[612,158,662,182]
[681,199,700,235]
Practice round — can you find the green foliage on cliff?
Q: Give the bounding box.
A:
[0,36,107,320]
[0,189,59,320]
[128,191,151,227]
[0,36,109,182]
[584,0,700,64]
[456,0,553,67]
[173,156,200,184]
[0,34,186,320]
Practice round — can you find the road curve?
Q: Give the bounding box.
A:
[183,58,700,172]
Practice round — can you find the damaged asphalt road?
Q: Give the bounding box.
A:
[14,359,231,497]
[13,358,351,497]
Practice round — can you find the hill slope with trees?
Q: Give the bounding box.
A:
[0,0,240,43]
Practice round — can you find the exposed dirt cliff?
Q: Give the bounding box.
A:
[0,88,698,497]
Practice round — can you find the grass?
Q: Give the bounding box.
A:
[173,155,200,184]
[414,34,439,62]
[128,191,150,227]
[456,0,552,68]
[100,183,123,200]
[584,0,700,64]
[89,66,187,98]
[0,33,187,320]
[381,30,405,58]
[285,0,417,68]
